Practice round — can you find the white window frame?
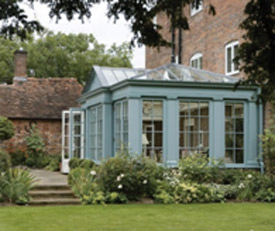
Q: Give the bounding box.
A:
[190,53,203,69]
[190,0,203,16]
[225,41,239,75]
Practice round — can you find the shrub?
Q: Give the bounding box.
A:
[46,155,61,171]
[25,125,48,168]
[0,168,35,204]
[97,152,163,201]
[68,167,104,204]
[69,158,95,170]
[178,154,223,183]
[261,109,275,176]
[0,150,11,172]
[9,150,27,167]
[0,116,14,141]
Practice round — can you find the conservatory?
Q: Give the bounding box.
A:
[61,63,263,173]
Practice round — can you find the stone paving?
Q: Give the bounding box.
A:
[30,169,68,186]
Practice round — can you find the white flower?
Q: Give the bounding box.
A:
[143,179,147,184]
[120,173,125,178]
[238,182,245,189]
[247,174,252,179]
[116,176,121,182]
[118,184,123,189]
[90,170,96,176]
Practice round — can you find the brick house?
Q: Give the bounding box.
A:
[146,0,272,126]
[0,50,83,154]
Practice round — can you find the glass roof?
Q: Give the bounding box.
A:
[93,63,238,88]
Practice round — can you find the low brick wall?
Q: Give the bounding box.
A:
[1,119,62,155]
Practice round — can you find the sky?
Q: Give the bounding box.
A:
[21,2,145,68]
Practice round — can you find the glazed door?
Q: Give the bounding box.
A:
[61,109,85,173]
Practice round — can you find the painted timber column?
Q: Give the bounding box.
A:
[211,97,225,159]
[165,97,179,167]
[128,98,142,155]
[102,102,113,158]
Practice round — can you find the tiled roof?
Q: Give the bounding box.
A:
[0,77,83,119]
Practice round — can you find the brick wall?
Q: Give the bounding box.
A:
[2,119,62,155]
[146,0,248,79]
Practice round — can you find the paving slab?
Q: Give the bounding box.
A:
[30,169,68,186]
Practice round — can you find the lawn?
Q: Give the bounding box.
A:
[0,203,274,231]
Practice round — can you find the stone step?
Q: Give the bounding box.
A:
[32,184,70,191]
[29,190,75,199]
[29,198,81,206]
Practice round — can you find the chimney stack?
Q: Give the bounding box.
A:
[14,49,27,80]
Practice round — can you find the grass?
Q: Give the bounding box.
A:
[0,203,274,231]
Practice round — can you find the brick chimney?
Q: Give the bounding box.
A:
[14,49,28,81]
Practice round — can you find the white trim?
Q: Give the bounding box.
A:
[190,53,203,69]
[190,0,203,16]
[225,41,239,75]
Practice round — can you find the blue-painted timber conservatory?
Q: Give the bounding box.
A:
[61,63,263,173]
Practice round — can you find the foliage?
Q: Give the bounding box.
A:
[178,154,224,183]
[97,152,163,200]
[68,167,105,205]
[0,37,19,83]
[105,192,128,204]
[236,0,275,101]
[25,125,46,168]
[9,150,27,167]
[69,157,95,170]
[0,0,43,40]
[0,150,11,173]
[0,168,35,204]
[261,107,275,176]
[0,116,14,141]
[0,32,132,84]
[0,1,214,48]
[45,155,61,172]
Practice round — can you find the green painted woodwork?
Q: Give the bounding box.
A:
[70,64,263,168]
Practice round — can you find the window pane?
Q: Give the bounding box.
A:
[200,102,208,115]
[190,102,199,116]
[235,104,243,117]
[179,117,187,131]
[226,134,234,148]
[236,134,244,148]
[179,102,188,116]
[200,118,209,132]
[153,101,163,115]
[236,150,244,163]
[225,118,233,132]
[225,150,234,163]
[235,118,243,132]
[233,45,239,71]
[225,104,233,117]
[227,47,232,73]
[143,101,153,117]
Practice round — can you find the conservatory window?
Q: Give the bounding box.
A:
[225,102,244,164]
[179,101,209,158]
[114,101,128,152]
[190,53,203,69]
[89,105,103,160]
[142,100,163,163]
[190,0,203,16]
[225,41,239,75]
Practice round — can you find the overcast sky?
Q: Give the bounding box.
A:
[21,2,145,68]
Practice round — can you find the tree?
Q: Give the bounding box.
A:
[0,1,214,47]
[0,32,132,84]
[236,0,275,102]
[0,116,14,141]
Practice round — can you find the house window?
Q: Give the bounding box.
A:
[179,101,209,158]
[190,53,203,69]
[190,0,203,16]
[142,100,163,162]
[114,101,128,152]
[89,105,103,160]
[225,102,244,163]
[225,41,239,75]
